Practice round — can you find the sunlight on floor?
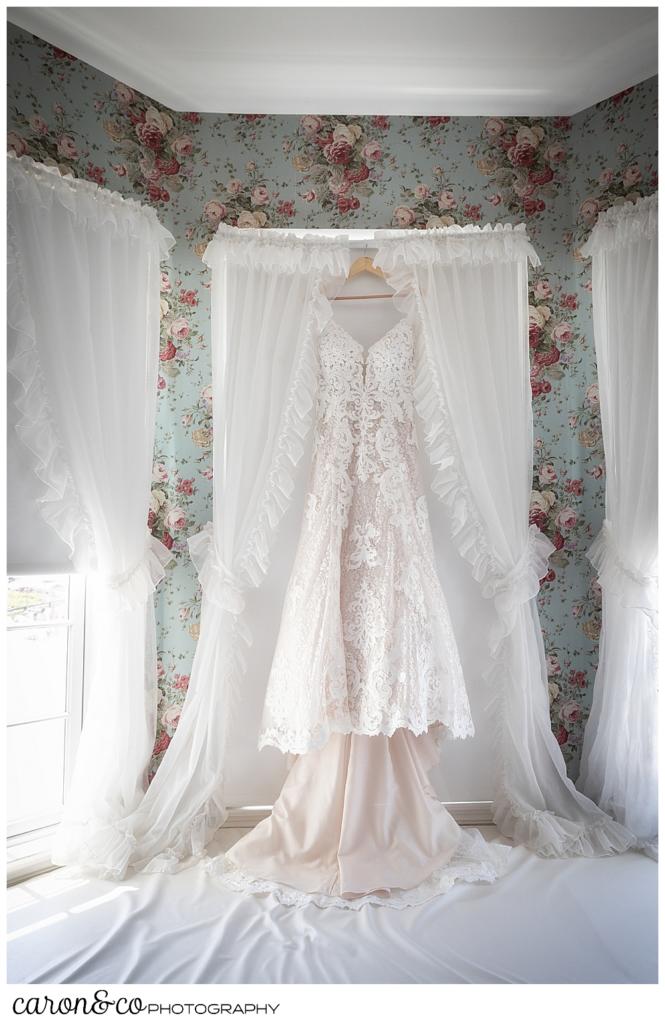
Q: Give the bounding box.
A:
[7,875,90,913]
[7,877,140,941]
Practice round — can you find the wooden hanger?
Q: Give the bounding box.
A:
[333,254,394,301]
[347,255,386,280]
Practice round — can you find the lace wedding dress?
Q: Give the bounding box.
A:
[205,316,512,908]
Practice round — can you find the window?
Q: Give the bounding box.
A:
[6,575,86,881]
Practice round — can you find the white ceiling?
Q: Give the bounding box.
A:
[7,6,659,116]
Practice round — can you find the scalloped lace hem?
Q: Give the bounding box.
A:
[257,713,474,757]
[203,831,514,911]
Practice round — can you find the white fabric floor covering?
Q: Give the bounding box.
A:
[7,827,656,985]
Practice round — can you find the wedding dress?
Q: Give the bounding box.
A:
[205,314,513,908]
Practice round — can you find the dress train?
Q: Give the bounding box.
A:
[205,726,513,910]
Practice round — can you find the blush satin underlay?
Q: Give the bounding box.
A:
[204,726,513,910]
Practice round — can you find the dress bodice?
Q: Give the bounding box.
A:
[316,318,418,487]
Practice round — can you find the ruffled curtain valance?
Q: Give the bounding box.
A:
[578,194,658,854]
[580,192,657,255]
[210,220,541,270]
[9,152,175,255]
[52,220,638,879]
[7,154,176,870]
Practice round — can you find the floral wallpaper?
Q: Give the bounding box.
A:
[7,25,658,781]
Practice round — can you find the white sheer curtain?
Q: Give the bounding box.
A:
[7,154,175,868]
[45,221,641,880]
[578,195,658,856]
[375,226,637,857]
[61,228,351,877]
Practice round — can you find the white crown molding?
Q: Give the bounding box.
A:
[7,7,658,116]
[8,6,185,106]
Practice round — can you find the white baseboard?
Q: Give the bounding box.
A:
[7,825,60,886]
[8,853,59,887]
[445,801,495,825]
[224,801,495,829]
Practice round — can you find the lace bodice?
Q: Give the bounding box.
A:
[259,316,473,755]
[317,317,418,493]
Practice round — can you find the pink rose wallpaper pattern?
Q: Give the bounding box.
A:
[7,25,657,780]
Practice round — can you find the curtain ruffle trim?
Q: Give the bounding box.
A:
[492,790,638,858]
[52,817,141,880]
[203,224,353,275]
[581,192,658,257]
[7,200,95,569]
[587,520,658,611]
[488,527,555,652]
[95,532,172,610]
[635,837,658,862]
[53,628,250,880]
[52,784,232,880]
[8,153,175,259]
[484,664,639,859]
[411,316,554,647]
[376,221,541,269]
[188,522,249,626]
[236,273,336,587]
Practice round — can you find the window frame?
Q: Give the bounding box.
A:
[6,573,86,884]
